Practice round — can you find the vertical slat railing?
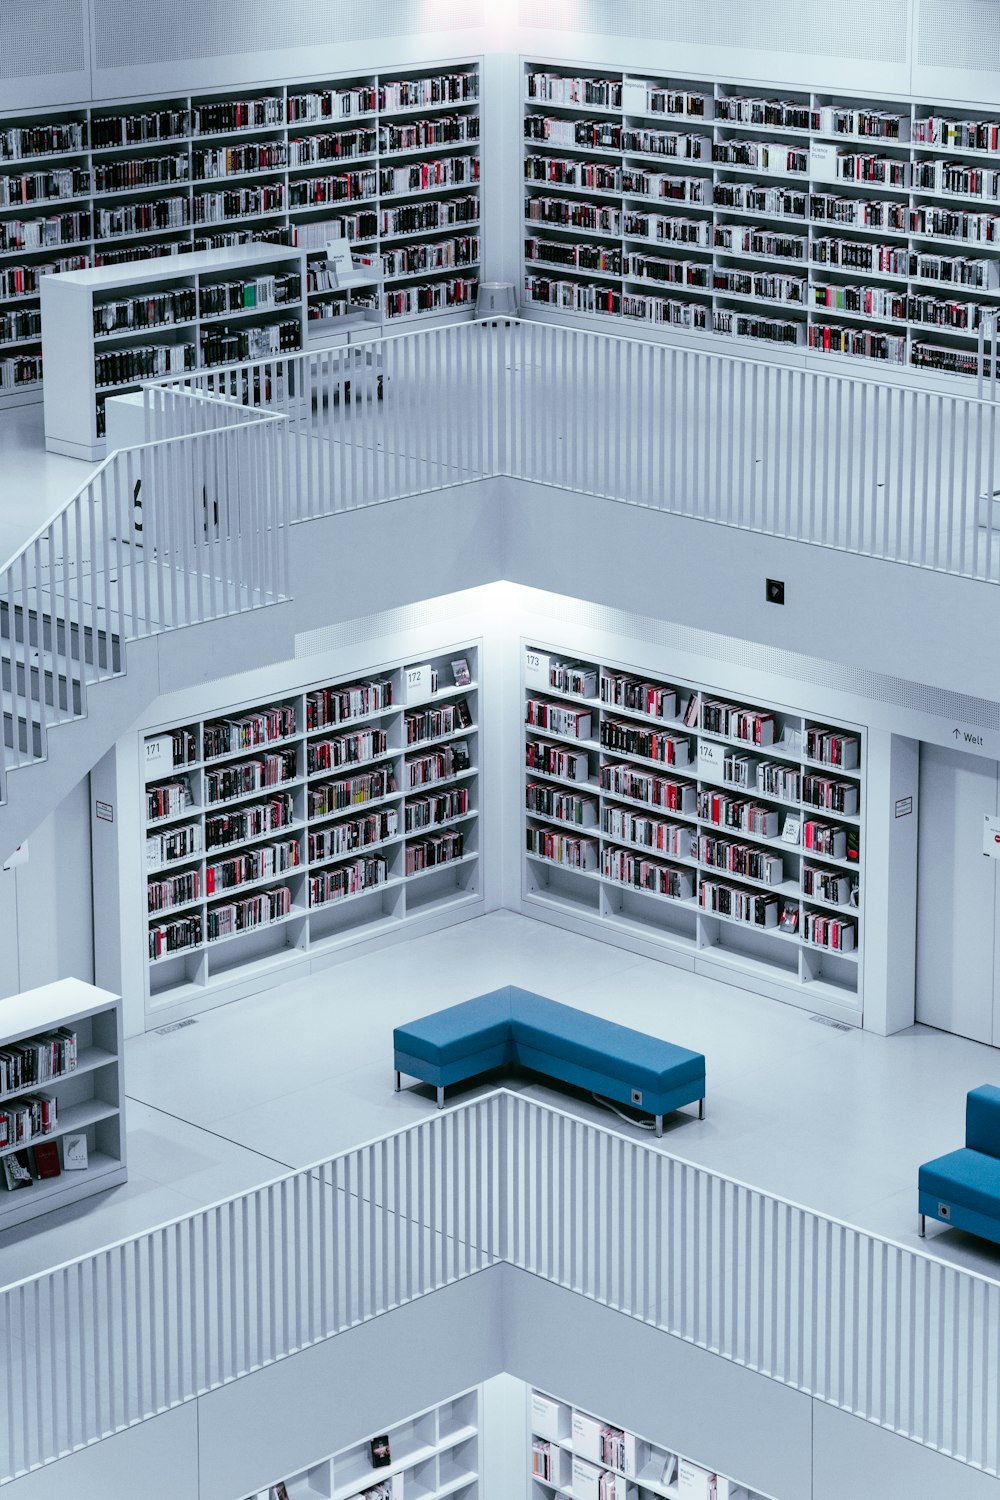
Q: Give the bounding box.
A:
[3,1090,1000,1484]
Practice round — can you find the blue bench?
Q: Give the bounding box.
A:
[919,1085,1000,1244]
[393,985,706,1137]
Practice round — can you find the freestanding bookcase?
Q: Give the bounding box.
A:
[40,241,307,458]
[0,978,126,1229]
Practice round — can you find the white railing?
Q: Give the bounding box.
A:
[2,1089,998,1485]
[0,417,290,800]
[146,316,1000,583]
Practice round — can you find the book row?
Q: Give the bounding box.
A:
[0,168,91,206]
[405,830,465,873]
[0,305,41,344]
[205,794,295,851]
[310,854,388,907]
[203,704,297,760]
[205,749,298,803]
[376,235,479,277]
[384,277,477,318]
[93,288,197,335]
[308,729,388,773]
[200,319,299,367]
[195,142,287,178]
[206,885,292,939]
[94,341,194,390]
[93,155,189,192]
[200,273,298,317]
[404,698,473,743]
[0,1092,57,1149]
[289,130,377,166]
[0,211,89,252]
[379,155,479,197]
[310,809,398,862]
[602,847,693,898]
[0,1030,77,1096]
[306,676,393,728]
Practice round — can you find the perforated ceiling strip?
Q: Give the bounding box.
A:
[917,0,1000,72]
[0,0,85,78]
[519,0,908,66]
[92,0,479,71]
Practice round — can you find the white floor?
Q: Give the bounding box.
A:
[0,402,96,572]
[2,909,1000,1291]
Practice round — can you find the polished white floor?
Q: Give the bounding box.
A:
[1,909,999,1291]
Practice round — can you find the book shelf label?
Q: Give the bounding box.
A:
[404,663,435,705]
[144,735,173,780]
[524,649,550,687]
[697,739,723,774]
[809,142,838,183]
[621,81,646,115]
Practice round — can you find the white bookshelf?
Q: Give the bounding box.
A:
[529,1388,771,1500]
[139,644,481,1010]
[522,643,864,1014]
[40,242,306,458]
[522,63,1000,382]
[0,60,480,410]
[241,1388,479,1500]
[0,978,126,1229]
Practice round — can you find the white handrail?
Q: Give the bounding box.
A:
[1,1088,998,1483]
[145,316,1000,584]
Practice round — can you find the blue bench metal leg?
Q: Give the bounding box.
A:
[919,1214,926,1238]
[394,1071,401,1092]
[655,1115,663,1138]
[437,1086,445,1108]
[699,1098,705,1121]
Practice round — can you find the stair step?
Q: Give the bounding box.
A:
[0,652,83,717]
[0,600,121,674]
[2,703,44,762]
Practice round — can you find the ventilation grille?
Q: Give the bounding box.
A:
[918,0,1000,72]
[520,0,908,65]
[0,0,85,78]
[92,0,479,70]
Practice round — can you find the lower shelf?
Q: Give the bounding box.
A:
[147,859,481,1010]
[0,1151,126,1230]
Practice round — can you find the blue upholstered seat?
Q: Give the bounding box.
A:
[393,984,706,1136]
[919,1085,1000,1245]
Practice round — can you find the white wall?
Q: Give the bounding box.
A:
[0,776,94,1003]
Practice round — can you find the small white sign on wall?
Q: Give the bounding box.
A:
[403,663,434,705]
[983,813,1000,858]
[524,649,550,687]
[698,739,723,775]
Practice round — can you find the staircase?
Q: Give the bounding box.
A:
[0,412,292,852]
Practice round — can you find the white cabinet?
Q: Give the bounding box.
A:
[41,241,306,458]
[0,977,126,1229]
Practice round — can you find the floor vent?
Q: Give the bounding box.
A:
[154,1018,198,1035]
[810,1015,852,1032]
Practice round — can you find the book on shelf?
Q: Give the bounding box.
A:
[271,1484,289,1500]
[32,1140,61,1179]
[1,1150,33,1192]
[531,1392,563,1441]
[61,1134,88,1170]
[532,1439,552,1480]
[370,1435,391,1467]
[525,698,592,739]
[779,902,800,933]
[0,1027,77,1094]
[451,657,471,687]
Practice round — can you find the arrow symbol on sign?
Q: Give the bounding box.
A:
[954,728,962,739]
